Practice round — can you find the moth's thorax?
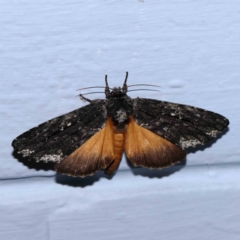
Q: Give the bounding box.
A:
[112,121,128,133]
[106,95,133,127]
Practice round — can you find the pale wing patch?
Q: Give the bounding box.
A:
[125,117,186,169]
[55,119,115,177]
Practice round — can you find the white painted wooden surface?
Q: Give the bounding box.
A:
[1,1,239,239]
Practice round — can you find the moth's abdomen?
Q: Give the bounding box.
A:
[104,125,126,175]
[113,133,125,161]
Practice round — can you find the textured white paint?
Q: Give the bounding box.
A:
[1,1,240,239]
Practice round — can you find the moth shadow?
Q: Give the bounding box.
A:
[126,158,187,179]
[12,150,106,187]
[55,171,110,188]
[187,127,229,154]
[12,150,55,171]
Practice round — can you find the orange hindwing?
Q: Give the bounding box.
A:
[55,119,116,177]
[125,117,186,169]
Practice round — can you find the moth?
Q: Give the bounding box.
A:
[12,72,229,177]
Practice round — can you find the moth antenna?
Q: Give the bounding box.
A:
[77,86,106,91]
[105,74,111,97]
[80,92,104,96]
[128,89,160,92]
[128,84,161,88]
[122,71,128,94]
[79,94,92,103]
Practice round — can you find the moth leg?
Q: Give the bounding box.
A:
[79,94,92,103]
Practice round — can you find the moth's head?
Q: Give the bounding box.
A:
[105,72,128,99]
[78,72,160,102]
[109,87,125,96]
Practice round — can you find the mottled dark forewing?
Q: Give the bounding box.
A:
[133,98,229,149]
[12,100,107,162]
